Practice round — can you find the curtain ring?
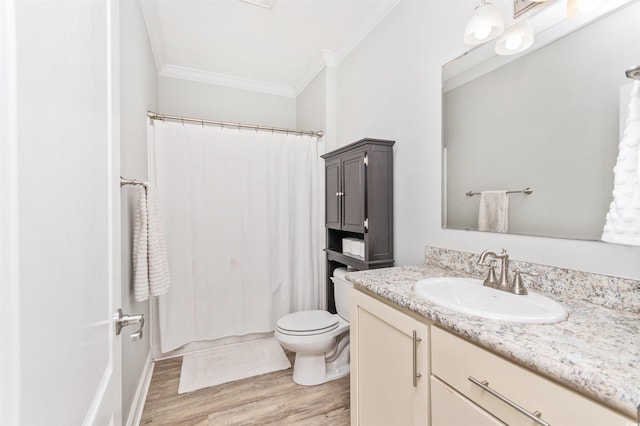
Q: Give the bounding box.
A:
[201,119,204,127]
[181,117,184,126]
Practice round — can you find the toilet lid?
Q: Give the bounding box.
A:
[276,310,339,335]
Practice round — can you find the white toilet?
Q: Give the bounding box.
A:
[274,267,352,386]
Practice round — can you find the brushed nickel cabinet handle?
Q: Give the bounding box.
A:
[468,376,550,426]
[412,330,422,387]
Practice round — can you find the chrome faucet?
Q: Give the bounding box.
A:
[477,249,512,291]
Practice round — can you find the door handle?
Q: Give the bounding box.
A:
[114,309,145,341]
[412,330,422,387]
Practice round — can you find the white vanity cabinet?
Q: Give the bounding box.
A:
[431,326,634,426]
[350,289,429,426]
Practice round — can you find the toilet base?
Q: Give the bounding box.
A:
[292,350,350,386]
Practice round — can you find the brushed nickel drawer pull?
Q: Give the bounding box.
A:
[412,330,422,387]
[468,376,550,426]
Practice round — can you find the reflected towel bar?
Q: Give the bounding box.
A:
[466,187,533,196]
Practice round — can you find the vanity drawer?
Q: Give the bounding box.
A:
[431,376,505,426]
[431,326,633,426]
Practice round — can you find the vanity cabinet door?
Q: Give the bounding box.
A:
[350,289,429,426]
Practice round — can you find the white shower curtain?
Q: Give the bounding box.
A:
[148,121,322,353]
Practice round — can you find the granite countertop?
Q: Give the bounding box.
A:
[345,264,640,419]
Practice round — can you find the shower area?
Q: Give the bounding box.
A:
[146,113,325,358]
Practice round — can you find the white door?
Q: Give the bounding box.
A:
[0,0,122,425]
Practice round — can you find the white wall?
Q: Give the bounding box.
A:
[159,76,296,128]
[335,0,640,279]
[120,0,158,420]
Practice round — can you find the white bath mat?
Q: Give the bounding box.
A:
[178,337,291,394]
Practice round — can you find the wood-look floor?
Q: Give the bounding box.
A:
[140,351,350,425]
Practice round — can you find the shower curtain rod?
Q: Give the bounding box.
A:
[120,176,148,187]
[147,111,324,138]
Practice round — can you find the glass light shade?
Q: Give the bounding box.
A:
[495,19,534,55]
[464,2,505,46]
[567,0,604,18]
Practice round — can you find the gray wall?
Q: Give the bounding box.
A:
[444,2,640,240]
[334,0,640,279]
[120,0,158,419]
[159,76,297,128]
[296,68,326,132]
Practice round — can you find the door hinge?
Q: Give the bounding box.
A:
[363,154,368,166]
[364,218,369,230]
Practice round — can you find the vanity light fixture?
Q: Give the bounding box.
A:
[464,0,505,46]
[495,19,534,55]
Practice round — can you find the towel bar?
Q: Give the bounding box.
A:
[466,187,533,196]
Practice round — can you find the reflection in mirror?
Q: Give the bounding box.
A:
[442,0,640,240]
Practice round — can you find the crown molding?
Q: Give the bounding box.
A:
[160,64,296,98]
[145,0,402,98]
[294,0,403,95]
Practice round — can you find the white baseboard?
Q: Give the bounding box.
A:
[125,351,154,426]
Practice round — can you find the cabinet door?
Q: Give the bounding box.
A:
[341,151,366,233]
[351,289,429,426]
[325,157,341,229]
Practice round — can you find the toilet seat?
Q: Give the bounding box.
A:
[276,310,339,336]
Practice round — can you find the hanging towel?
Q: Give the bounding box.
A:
[478,190,509,233]
[602,81,640,246]
[133,184,171,301]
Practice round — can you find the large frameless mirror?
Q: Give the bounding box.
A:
[442,0,640,240]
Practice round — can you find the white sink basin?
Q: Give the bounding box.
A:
[414,277,568,324]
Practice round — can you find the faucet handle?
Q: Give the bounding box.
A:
[485,265,498,285]
[511,269,533,295]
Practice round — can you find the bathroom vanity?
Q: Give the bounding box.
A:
[348,251,639,426]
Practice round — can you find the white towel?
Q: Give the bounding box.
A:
[602,81,640,246]
[478,190,509,233]
[133,185,171,301]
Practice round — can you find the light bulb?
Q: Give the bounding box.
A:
[505,34,523,51]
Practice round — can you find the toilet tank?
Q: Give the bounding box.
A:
[332,267,353,321]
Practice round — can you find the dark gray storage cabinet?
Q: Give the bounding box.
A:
[322,138,395,312]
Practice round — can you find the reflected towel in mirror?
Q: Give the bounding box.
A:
[478,190,509,233]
